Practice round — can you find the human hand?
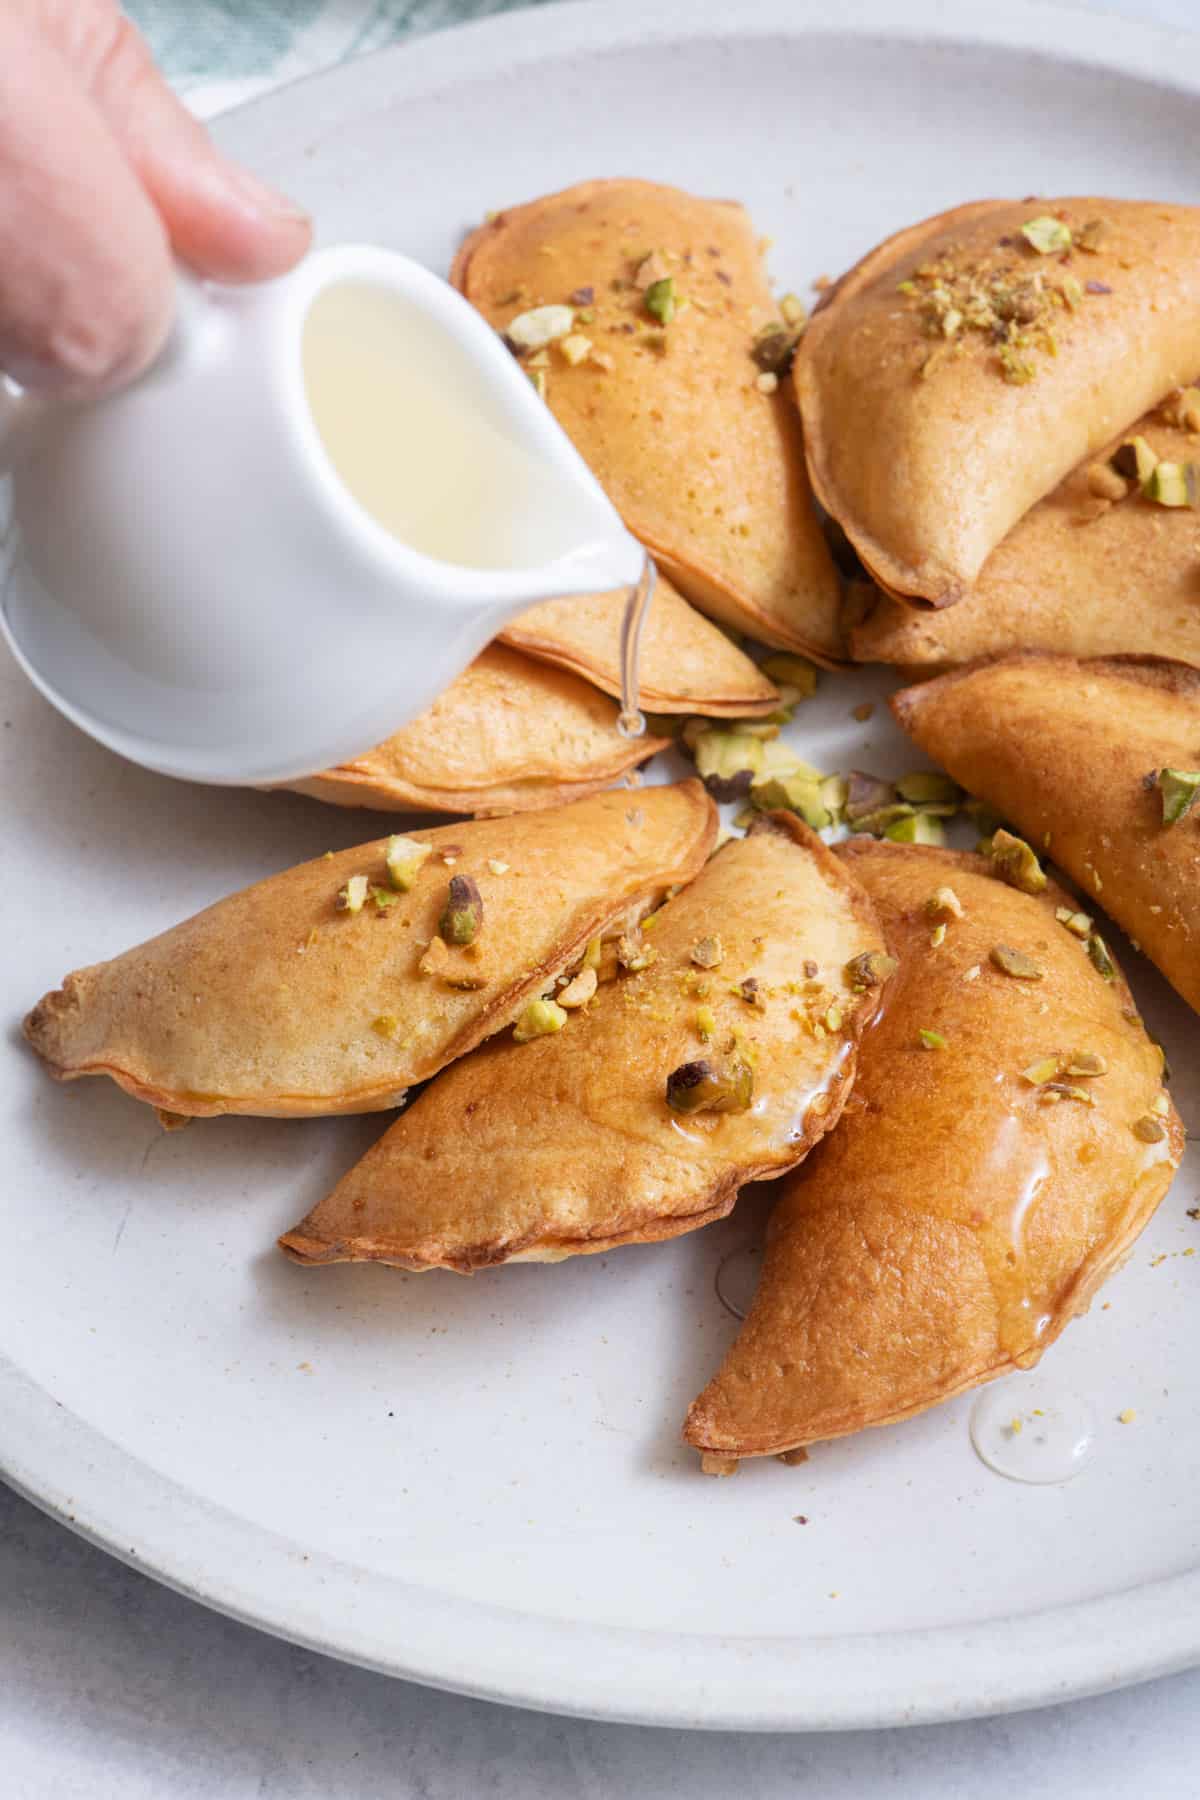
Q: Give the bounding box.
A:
[0,0,311,393]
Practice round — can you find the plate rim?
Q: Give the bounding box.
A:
[6,0,1200,1732]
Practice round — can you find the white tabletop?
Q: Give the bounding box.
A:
[6,0,1200,1793]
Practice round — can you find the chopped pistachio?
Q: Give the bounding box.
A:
[1056,906,1093,938]
[1065,1050,1107,1076]
[505,304,574,351]
[1041,1082,1095,1106]
[750,326,801,376]
[512,998,567,1042]
[583,935,603,970]
[1076,217,1108,253]
[1151,1092,1170,1116]
[617,933,657,973]
[926,885,965,921]
[896,770,961,807]
[488,859,510,876]
[689,726,765,800]
[1021,215,1072,254]
[385,834,432,891]
[557,332,593,365]
[760,653,818,702]
[750,772,830,828]
[1061,274,1084,310]
[1111,436,1158,484]
[691,935,724,969]
[780,292,807,327]
[1132,1114,1167,1144]
[739,976,763,1007]
[849,801,914,836]
[825,1005,843,1032]
[1086,461,1129,502]
[695,1004,717,1040]
[527,367,548,400]
[644,276,678,324]
[990,828,1048,895]
[1144,461,1200,507]
[918,1028,947,1050]
[930,923,947,948]
[998,344,1037,386]
[557,966,597,1009]
[886,812,945,845]
[371,1014,400,1039]
[990,944,1044,980]
[438,873,483,945]
[1087,933,1117,982]
[336,874,369,914]
[756,371,779,394]
[1022,1056,1063,1086]
[820,774,849,823]
[665,1056,754,1115]
[369,885,400,912]
[844,770,897,824]
[844,950,898,990]
[1155,767,1200,825]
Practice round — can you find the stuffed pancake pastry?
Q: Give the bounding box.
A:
[684,840,1182,1471]
[851,400,1200,668]
[286,644,669,815]
[893,653,1200,1014]
[279,814,889,1272]
[451,178,843,661]
[500,569,780,715]
[24,784,715,1120]
[798,198,1200,606]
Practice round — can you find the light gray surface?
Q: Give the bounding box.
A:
[5,0,1200,1792]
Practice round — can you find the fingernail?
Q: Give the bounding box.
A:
[227,163,310,226]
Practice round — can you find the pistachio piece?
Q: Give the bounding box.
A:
[385,834,432,891]
[886,813,945,845]
[557,966,597,1009]
[1156,767,1200,825]
[691,936,724,969]
[844,770,897,824]
[1076,217,1108,252]
[512,998,568,1043]
[695,1004,717,1040]
[896,770,961,807]
[617,933,657,974]
[1055,906,1093,938]
[990,828,1048,896]
[644,276,678,324]
[1041,1082,1095,1106]
[930,923,947,948]
[1086,461,1129,502]
[1065,1050,1108,1077]
[1111,436,1158,484]
[750,326,801,376]
[488,859,509,876]
[582,935,603,970]
[1144,461,1200,507]
[1021,215,1072,254]
[336,874,369,914]
[1132,1114,1167,1144]
[1021,1056,1063,1086]
[844,950,898,990]
[760,653,818,703]
[557,333,593,366]
[819,774,849,823]
[739,976,763,1007]
[665,1056,754,1116]
[439,874,483,945]
[750,773,830,829]
[689,726,765,800]
[1087,933,1117,982]
[917,1028,947,1050]
[369,885,400,912]
[372,1014,400,1040]
[925,885,965,921]
[849,801,914,837]
[505,304,575,352]
[990,944,1044,980]
[780,292,807,327]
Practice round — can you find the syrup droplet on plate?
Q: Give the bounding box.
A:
[715,1242,763,1320]
[969,1376,1096,1484]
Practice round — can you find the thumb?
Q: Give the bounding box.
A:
[78,6,311,283]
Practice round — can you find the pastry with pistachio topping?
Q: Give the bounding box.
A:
[284,644,669,816]
[451,178,843,663]
[798,197,1200,607]
[278,814,887,1273]
[23,784,715,1121]
[850,403,1200,669]
[892,653,1200,1014]
[684,840,1182,1474]
[500,567,780,716]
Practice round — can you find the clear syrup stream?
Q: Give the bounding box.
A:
[617,554,656,739]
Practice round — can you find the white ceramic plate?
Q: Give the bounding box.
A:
[3,0,1200,1733]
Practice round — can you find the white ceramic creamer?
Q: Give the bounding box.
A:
[0,246,646,785]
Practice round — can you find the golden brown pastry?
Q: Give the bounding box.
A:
[892,653,1200,1014]
[451,178,843,661]
[279,814,888,1272]
[24,784,715,1120]
[284,644,669,815]
[500,569,779,715]
[798,198,1200,606]
[685,840,1182,1470]
[851,407,1200,668]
